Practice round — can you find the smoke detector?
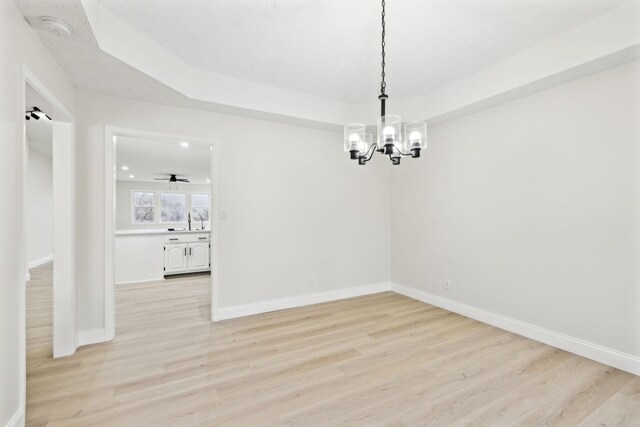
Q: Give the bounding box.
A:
[40,16,72,36]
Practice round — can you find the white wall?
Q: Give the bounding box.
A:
[115,234,165,284]
[116,180,211,231]
[391,61,640,359]
[76,92,391,332]
[0,0,77,425]
[26,145,53,267]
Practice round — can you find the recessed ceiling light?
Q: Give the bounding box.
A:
[121,166,129,170]
[40,16,73,37]
[129,174,135,179]
[206,178,211,183]
[181,142,189,148]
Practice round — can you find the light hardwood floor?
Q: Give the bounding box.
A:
[27,262,639,426]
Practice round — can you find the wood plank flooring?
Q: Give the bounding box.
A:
[26,262,639,426]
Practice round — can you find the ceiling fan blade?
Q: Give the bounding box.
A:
[176,179,190,182]
[154,178,169,180]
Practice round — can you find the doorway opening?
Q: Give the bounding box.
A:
[24,84,55,371]
[105,127,219,341]
[21,68,77,419]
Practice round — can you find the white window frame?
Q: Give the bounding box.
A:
[129,189,211,226]
[130,190,156,225]
[190,192,211,226]
[159,190,189,224]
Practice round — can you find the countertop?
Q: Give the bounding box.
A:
[116,229,211,236]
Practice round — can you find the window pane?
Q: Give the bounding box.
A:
[191,193,210,222]
[161,193,186,222]
[134,207,155,223]
[192,207,209,222]
[132,192,155,223]
[133,191,154,207]
[192,193,209,208]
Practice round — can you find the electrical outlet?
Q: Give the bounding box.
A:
[309,275,317,287]
[444,279,452,291]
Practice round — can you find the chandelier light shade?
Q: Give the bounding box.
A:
[403,121,427,156]
[344,123,366,159]
[378,114,402,154]
[344,0,427,166]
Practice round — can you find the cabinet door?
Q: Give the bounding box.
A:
[188,243,210,271]
[164,244,188,274]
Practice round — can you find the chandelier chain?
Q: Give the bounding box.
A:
[380,0,386,96]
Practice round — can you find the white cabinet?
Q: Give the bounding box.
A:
[163,233,210,276]
[188,243,210,271]
[164,244,188,274]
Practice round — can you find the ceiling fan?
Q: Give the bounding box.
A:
[154,174,190,183]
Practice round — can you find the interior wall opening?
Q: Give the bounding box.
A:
[109,130,216,339]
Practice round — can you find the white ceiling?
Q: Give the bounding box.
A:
[115,136,211,184]
[98,0,630,103]
[15,0,192,107]
[13,0,631,108]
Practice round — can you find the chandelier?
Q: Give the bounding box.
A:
[344,0,427,165]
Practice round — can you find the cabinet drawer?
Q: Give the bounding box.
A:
[164,234,210,243]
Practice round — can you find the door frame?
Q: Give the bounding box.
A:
[104,126,220,341]
[21,65,77,416]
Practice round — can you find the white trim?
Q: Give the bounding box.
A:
[77,328,106,347]
[391,283,640,376]
[28,254,53,270]
[116,278,165,286]
[24,273,30,283]
[209,144,220,322]
[5,406,24,427]
[104,126,116,342]
[51,121,77,358]
[216,282,390,321]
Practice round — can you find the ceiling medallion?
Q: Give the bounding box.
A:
[344,0,427,165]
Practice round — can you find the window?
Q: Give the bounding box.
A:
[191,193,210,222]
[160,192,187,222]
[129,189,211,226]
[132,191,155,223]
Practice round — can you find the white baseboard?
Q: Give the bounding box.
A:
[215,282,390,321]
[5,406,24,427]
[28,254,53,270]
[391,282,640,376]
[77,328,107,347]
[116,277,164,286]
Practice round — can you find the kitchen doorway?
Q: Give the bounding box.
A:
[104,127,219,341]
